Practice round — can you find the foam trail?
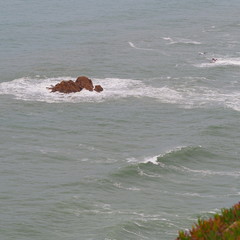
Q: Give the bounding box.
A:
[196,57,240,68]
[128,41,136,48]
[128,42,154,51]
[163,37,201,45]
[181,166,240,177]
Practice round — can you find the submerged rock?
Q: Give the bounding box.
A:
[48,76,103,94]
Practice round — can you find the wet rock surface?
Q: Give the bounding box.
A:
[48,76,103,93]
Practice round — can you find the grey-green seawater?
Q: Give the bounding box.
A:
[0,1,240,239]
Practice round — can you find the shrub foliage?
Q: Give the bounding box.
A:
[176,202,240,240]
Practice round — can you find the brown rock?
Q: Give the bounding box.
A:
[47,76,103,94]
[48,80,82,93]
[75,76,94,91]
[94,85,103,92]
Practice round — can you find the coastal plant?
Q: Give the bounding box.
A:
[176,202,240,240]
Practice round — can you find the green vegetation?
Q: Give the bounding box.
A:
[176,202,240,240]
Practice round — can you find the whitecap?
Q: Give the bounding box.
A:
[140,146,240,178]
[128,41,154,51]
[163,37,201,45]
[143,155,159,165]
[149,146,192,163]
[132,146,197,165]
[195,57,240,68]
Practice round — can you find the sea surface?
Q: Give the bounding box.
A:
[0,1,240,239]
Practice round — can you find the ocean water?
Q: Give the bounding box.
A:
[0,1,240,239]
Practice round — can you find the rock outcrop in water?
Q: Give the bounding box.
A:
[48,80,81,93]
[48,76,103,94]
[75,76,94,91]
[94,85,104,93]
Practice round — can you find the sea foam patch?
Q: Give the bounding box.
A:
[0,77,239,111]
[162,37,201,45]
[0,76,182,104]
[195,57,240,68]
[128,41,155,51]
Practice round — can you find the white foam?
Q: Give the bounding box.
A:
[196,57,240,68]
[0,76,239,111]
[0,76,73,103]
[139,146,240,178]
[113,182,141,191]
[127,155,161,165]
[144,146,189,165]
[178,85,240,111]
[181,166,240,177]
[143,155,159,165]
[0,76,182,104]
[163,37,201,45]
[135,146,189,165]
[128,41,154,51]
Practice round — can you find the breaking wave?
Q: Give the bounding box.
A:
[123,146,240,179]
[133,145,213,166]
[139,146,240,178]
[120,146,210,176]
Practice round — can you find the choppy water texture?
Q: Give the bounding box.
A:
[0,1,240,239]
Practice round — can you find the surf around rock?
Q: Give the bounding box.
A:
[47,76,103,94]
